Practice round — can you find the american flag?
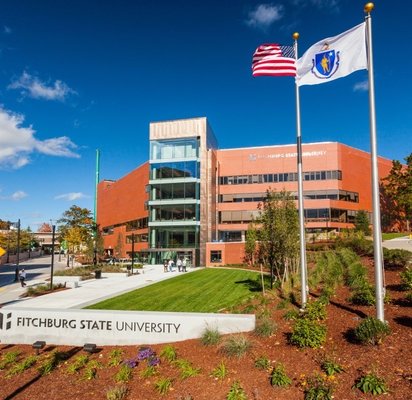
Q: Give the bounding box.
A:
[252,44,296,77]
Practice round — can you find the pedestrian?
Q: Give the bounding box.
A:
[163,259,168,272]
[19,268,27,287]
[177,258,182,272]
[182,257,187,272]
[168,259,174,272]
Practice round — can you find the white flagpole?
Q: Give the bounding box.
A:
[365,2,385,322]
[293,32,308,308]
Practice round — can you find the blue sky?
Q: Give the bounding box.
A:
[0,0,410,229]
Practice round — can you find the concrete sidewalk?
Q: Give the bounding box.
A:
[1,265,199,310]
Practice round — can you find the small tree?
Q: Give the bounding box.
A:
[257,189,300,289]
[354,210,371,236]
[245,222,257,266]
[115,232,124,258]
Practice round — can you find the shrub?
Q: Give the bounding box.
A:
[174,359,201,380]
[115,365,133,383]
[201,326,221,346]
[106,384,128,400]
[226,380,247,400]
[349,286,376,306]
[211,360,228,381]
[254,356,270,371]
[270,363,292,387]
[400,267,412,290]
[7,355,37,377]
[159,345,177,362]
[354,317,391,345]
[154,377,173,395]
[353,371,388,395]
[304,374,334,400]
[254,317,277,337]
[320,357,344,376]
[384,248,412,269]
[304,300,327,321]
[220,335,252,358]
[0,351,20,370]
[290,318,327,348]
[140,365,158,378]
[283,309,299,321]
[67,354,89,374]
[345,261,368,289]
[83,360,102,380]
[108,349,124,367]
[38,350,67,376]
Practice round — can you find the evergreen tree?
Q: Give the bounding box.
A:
[354,210,371,236]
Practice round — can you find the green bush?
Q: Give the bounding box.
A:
[211,360,228,380]
[115,365,133,383]
[220,335,252,358]
[345,261,368,289]
[354,317,391,345]
[290,318,327,348]
[383,248,412,269]
[38,350,67,376]
[108,349,124,367]
[304,374,334,400]
[304,300,327,321]
[174,359,201,380]
[270,363,292,387]
[336,235,374,256]
[6,355,37,377]
[348,286,376,306]
[200,326,221,346]
[400,267,412,290]
[353,372,388,395]
[254,355,270,371]
[106,384,128,400]
[321,357,344,376]
[226,380,247,400]
[254,317,277,337]
[0,351,20,370]
[154,377,173,395]
[66,354,89,374]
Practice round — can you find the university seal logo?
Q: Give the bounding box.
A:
[311,44,340,80]
[0,312,12,330]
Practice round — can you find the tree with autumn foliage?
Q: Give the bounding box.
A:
[57,205,94,266]
[381,153,412,232]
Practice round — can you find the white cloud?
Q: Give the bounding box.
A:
[0,190,28,201]
[246,4,284,29]
[353,80,368,92]
[0,107,80,169]
[54,192,89,201]
[4,26,11,34]
[292,0,340,11]
[8,71,76,101]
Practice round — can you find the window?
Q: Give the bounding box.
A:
[210,250,222,263]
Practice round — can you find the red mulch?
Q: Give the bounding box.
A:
[0,263,411,400]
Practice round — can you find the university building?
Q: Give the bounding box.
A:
[97,117,392,267]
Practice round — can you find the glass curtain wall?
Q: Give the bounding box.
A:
[149,137,200,264]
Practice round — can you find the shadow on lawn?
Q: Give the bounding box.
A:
[235,278,270,293]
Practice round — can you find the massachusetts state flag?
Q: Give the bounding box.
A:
[296,23,367,86]
[252,44,296,77]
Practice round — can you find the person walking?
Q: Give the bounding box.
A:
[177,258,182,272]
[19,268,27,287]
[182,257,187,272]
[163,259,168,272]
[168,259,174,272]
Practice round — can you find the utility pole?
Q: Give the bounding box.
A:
[50,224,56,290]
[131,234,135,275]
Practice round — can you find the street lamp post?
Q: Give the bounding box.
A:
[131,234,135,275]
[50,224,56,290]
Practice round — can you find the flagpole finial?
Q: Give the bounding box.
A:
[364,2,374,13]
[292,32,299,40]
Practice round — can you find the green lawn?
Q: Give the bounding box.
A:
[382,232,408,240]
[86,268,262,313]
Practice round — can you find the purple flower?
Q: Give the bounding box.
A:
[137,347,156,361]
[148,356,160,367]
[123,358,138,368]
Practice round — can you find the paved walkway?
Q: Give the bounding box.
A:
[1,265,198,310]
[382,236,412,252]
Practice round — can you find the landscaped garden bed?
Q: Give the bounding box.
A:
[1,249,411,399]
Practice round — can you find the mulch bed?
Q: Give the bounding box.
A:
[0,264,411,399]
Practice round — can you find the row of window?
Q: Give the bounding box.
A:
[126,234,148,243]
[151,226,199,249]
[150,204,199,222]
[150,182,199,201]
[102,217,149,235]
[150,161,200,180]
[219,208,360,224]
[150,138,199,161]
[220,189,359,204]
[219,170,342,185]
